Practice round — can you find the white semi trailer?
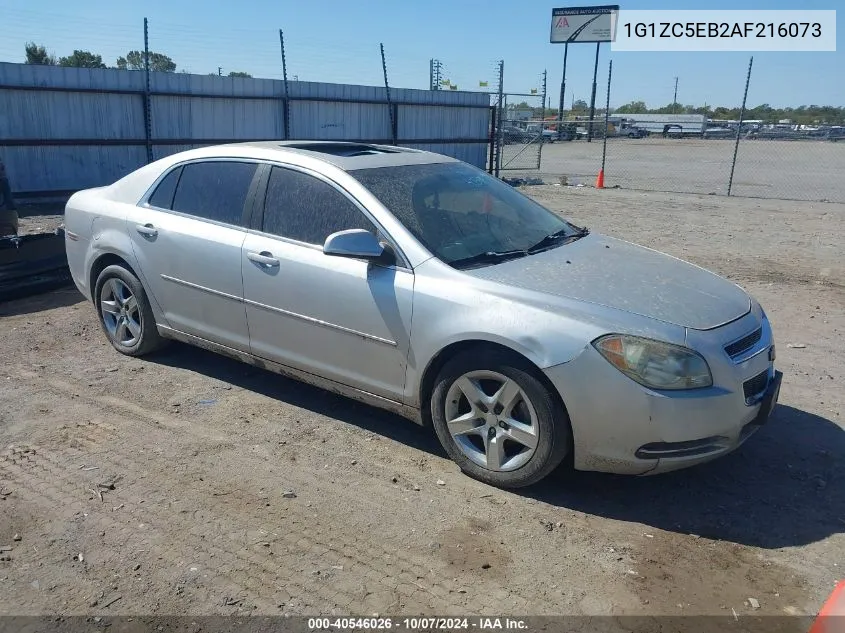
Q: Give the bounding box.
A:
[620,113,707,137]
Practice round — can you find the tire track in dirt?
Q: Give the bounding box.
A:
[1,377,539,615]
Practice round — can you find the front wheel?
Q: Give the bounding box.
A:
[430,349,571,488]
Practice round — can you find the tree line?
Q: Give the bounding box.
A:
[512,99,845,126]
[611,101,845,125]
[23,42,252,78]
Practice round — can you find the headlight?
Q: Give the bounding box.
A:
[593,334,713,390]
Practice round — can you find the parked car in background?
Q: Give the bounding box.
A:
[65,142,781,488]
[826,127,845,142]
[501,126,532,145]
[703,127,735,139]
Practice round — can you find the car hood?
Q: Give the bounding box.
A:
[463,233,750,330]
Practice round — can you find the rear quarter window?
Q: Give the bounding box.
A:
[147,166,182,210]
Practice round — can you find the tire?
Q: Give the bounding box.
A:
[430,349,571,488]
[94,264,167,356]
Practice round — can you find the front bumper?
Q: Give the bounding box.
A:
[543,314,780,475]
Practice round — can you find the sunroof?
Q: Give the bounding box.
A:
[284,142,403,157]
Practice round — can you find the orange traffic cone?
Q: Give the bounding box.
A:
[809,580,845,633]
[595,169,605,189]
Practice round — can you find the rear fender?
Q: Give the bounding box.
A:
[84,218,169,327]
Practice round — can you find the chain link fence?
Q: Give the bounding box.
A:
[526,116,845,203]
[505,59,845,204]
[490,92,549,174]
[598,116,845,202]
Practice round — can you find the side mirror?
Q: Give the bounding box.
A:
[323,229,384,260]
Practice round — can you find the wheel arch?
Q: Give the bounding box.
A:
[89,252,140,301]
[418,339,571,429]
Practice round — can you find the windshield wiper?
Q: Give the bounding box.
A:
[449,249,528,270]
[526,225,590,254]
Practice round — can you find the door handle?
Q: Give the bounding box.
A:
[246,251,280,267]
[136,223,158,237]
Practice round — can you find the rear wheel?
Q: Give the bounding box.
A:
[94,264,167,356]
[430,349,571,488]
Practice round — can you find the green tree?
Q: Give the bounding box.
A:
[116,51,176,72]
[228,71,252,78]
[571,99,589,114]
[613,101,647,114]
[58,50,106,68]
[607,100,844,125]
[24,42,56,65]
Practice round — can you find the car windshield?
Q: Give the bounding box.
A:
[352,162,580,268]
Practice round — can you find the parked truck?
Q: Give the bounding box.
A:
[618,113,707,138]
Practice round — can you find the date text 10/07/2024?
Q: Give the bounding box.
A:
[307,617,529,630]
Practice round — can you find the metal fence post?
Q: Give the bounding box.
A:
[279,29,291,140]
[537,69,547,170]
[600,60,612,177]
[488,105,496,174]
[142,18,153,164]
[380,44,397,145]
[728,56,753,196]
[495,60,504,178]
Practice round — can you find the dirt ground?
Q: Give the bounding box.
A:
[501,138,845,203]
[0,187,842,619]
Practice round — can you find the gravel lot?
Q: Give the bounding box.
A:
[503,138,845,203]
[0,187,842,619]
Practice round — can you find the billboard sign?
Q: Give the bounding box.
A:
[550,5,619,43]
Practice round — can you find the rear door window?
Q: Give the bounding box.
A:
[262,166,377,245]
[170,161,257,226]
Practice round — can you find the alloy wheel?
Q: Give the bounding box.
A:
[444,370,539,472]
[100,277,142,347]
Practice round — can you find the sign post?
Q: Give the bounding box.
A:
[556,43,568,140]
[550,5,619,141]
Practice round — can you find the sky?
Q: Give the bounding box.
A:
[0,0,841,109]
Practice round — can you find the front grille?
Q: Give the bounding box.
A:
[743,369,769,402]
[725,327,763,358]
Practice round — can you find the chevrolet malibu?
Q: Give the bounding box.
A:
[64,142,781,488]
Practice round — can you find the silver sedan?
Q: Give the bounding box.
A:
[64,141,781,488]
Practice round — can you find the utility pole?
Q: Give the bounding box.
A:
[540,69,547,122]
[673,76,678,114]
[430,59,443,90]
[218,66,222,77]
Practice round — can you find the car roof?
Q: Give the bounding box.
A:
[210,140,459,171]
[104,140,462,212]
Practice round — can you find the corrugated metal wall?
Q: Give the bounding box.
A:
[0,62,491,196]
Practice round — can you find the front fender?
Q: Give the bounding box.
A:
[403,272,606,407]
[403,260,687,408]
